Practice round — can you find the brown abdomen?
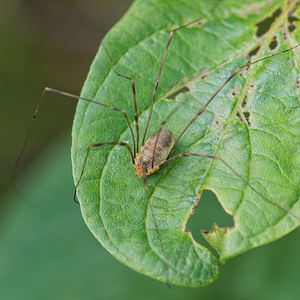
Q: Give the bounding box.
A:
[139,129,175,171]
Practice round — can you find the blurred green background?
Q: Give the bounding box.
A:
[1,0,300,299]
[0,0,133,198]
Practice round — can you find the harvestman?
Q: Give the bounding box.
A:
[15,20,300,286]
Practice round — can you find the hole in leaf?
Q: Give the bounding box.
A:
[243,111,251,127]
[288,14,300,24]
[269,36,278,50]
[166,86,190,101]
[236,110,243,123]
[241,95,247,109]
[248,45,260,60]
[186,190,234,254]
[288,23,296,32]
[256,8,282,37]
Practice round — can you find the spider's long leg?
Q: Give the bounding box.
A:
[74,142,134,203]
[142,1,224,146]
[142,24,193,147]
[103,44,139,156]
[142,163,171,289]
[14,88,136,177]
[160,153,300,223]
[167,44,300,158]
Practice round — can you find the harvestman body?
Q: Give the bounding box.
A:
[15,19,300,286]
[134,129,174,178]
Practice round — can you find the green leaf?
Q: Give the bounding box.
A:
[71,0,300,287]
[2,137,300,298]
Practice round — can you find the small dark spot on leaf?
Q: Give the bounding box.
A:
[213,116,223,129]
[256,8,282,37]
[186,20,205,28]
[295,79,300,89]
[200,74,208,80]
[228,87,241,101]
[238,67,248,78]
[283,30,287,41]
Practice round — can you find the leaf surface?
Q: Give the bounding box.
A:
[72,0,300,286]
